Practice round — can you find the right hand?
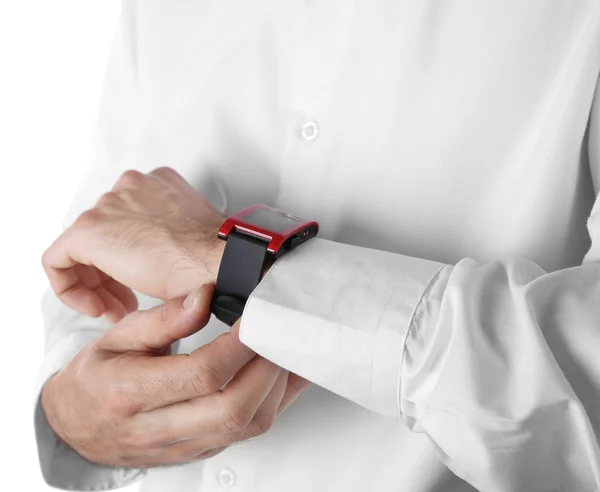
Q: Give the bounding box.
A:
[41,285,309,467]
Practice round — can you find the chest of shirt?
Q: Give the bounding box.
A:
[128,0,600,272]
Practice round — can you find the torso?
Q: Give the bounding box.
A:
[104,1,600,490]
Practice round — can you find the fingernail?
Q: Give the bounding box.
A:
[183,290,200,310]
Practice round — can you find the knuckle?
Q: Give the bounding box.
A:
[222,401,253,432]
[186,366,221,396]
[192,446,227,461]
[181,355,223,396]
[246,413,273,438]
[117,169,145,188]
[289,376,310,396]
[190,373,213,397]
[171,442,203,462]
[76,208,104,227]
[197,363,225,392]
[115,188,136,203]
[40,247,52,270]
[151,166,178,180]
[208,333,246,359]
[102,386,138,416]
[96,191,119,207]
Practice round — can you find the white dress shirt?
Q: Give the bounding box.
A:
[34,1,600,491]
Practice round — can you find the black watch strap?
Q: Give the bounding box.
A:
[211,230,269,326]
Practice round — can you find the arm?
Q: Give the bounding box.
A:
[238,80,600,491]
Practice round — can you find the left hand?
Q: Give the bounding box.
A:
[42,167,226,322]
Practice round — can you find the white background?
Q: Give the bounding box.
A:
[0,2,138,490]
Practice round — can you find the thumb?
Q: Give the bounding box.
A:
[99,283,214,352]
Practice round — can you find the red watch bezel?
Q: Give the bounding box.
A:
[217,204,319,254]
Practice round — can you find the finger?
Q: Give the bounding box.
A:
[111,169,154,191]
[204,355,283,433]
[96,285,128,324]
[237,368,288,437]
[45,268,104,318]
[131,327,257,412]
[96,290,257,412]
[122,445,229,469]
[148,167,193,194]
[276,373,311,417]
[94,190,123,208]
[44,262,135,322]
[151,370,289,464]
[132,356,282,443]
[99,283,214,352]
[105,278,138,314]
[42,234,104,317]
[183,369,289,444]
[95,329,255,415]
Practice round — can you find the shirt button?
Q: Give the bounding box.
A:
[300,120,320,141]
[217,468,236,488]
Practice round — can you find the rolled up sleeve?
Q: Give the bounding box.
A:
[239,238,446,417]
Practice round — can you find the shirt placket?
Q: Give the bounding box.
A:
[273,1,343,220]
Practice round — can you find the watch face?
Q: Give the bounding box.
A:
[241,208,301,233]
[219,204,318,255]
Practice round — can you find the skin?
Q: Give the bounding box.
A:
[42,167,226,323]
[41,167,309,467]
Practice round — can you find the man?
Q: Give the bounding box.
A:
[35,1,600,491]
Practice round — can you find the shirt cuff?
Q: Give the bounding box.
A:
[239,238,447,417]
[34,330,146,490]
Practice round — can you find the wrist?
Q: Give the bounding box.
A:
[196,223,226,285]
[209,204,317,326]
[168,220,224,298]
[201,223,226,283]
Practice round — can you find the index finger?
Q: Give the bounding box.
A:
[42,224,106,318]
[103,325,256,414]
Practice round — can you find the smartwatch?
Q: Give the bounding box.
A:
[210,204,319,326]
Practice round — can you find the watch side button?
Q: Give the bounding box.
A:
[290,227,316,249]
[290,235,305,249]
